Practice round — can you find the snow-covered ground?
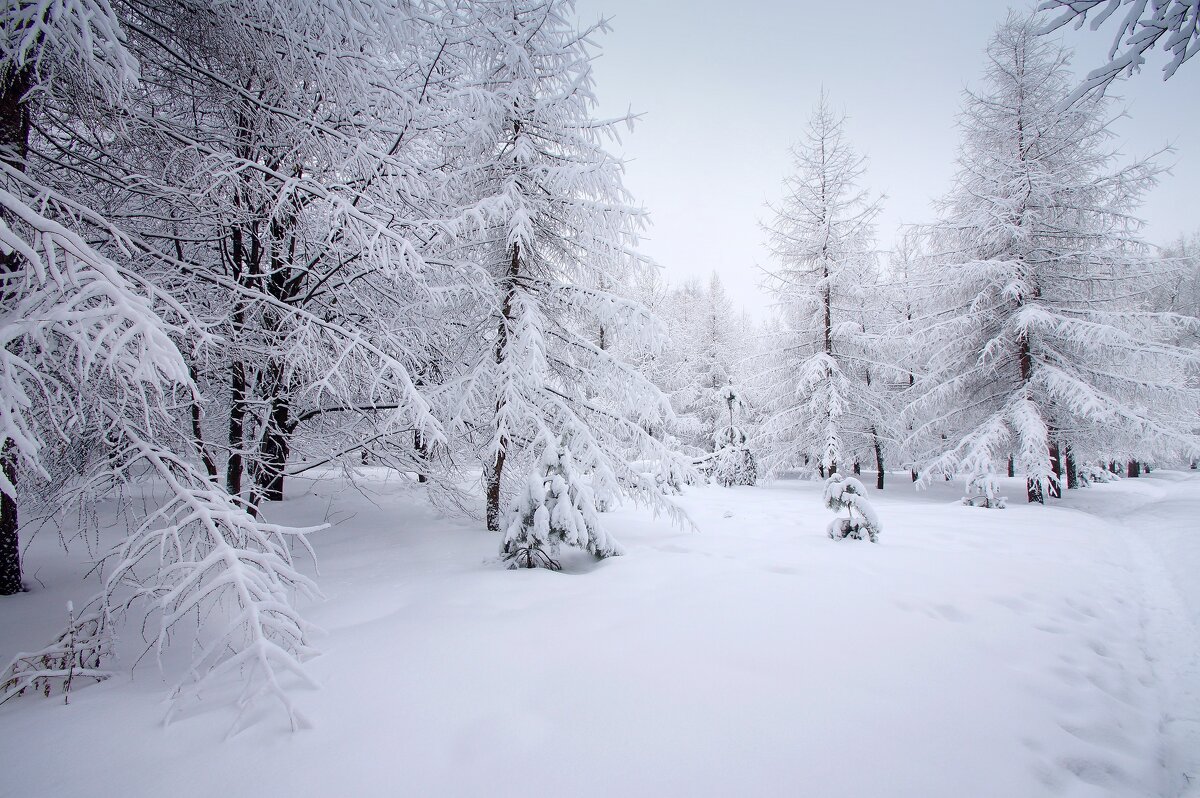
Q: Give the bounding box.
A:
[2,470,1198,797]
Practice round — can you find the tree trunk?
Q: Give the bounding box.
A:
[188,366,218,481]
[1126,460,1140,478]
[852,461,860,475]
[0,65,33,595]
[1007,456,1015,478]
[1047,441,1062,499]
[910,469,918,482]
[486,242,520,532]
[1065,446,1078,490]
[0,442,21,595]
[255,396,290,503]
[872,430,885,490]
[414,431,429,484]
[1026,478,1044,504]
[227,358,246,498]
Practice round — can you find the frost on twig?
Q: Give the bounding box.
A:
[0,166,324,730]
[103,434,325,732]
[0,602,111,706]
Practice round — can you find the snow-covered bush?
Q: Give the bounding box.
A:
[823,474,881,543]
[1078,464,1120,486]
[501,438,623,570]
[711,382,757,487]
[1,603,110,705]
[962,475,1008,509]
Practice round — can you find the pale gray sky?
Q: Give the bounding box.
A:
[572,0,1200,318]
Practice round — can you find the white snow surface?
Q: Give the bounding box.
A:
[2,469,1199,797]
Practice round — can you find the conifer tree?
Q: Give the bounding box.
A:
[757,93,884,478]
[903,15,1199,504]
[450,0,687,563]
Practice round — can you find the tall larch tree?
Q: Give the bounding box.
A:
[902,15,1199,505]
[757,93,884,478]
[452,0,686,566]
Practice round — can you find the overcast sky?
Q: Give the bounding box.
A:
[570,0,1200,318]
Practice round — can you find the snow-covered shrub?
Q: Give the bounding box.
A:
[1078,465,1120,486]
[0,603,110,705]
[711,382,757,487]
[962,475,1007,509]
[712,425,757,487]
[501,438,623,570]
[823,474,880,543]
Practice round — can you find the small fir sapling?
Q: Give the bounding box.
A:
[962,475,1008,509]
[712,381,757,487]
[824,474,881,543]
[501,437,623,571]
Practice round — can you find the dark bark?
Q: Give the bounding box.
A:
[852,461,860,475]
[1065,446,1078,490]
[1047,440,1062,499]
[0,442,20,595]
[486,241,521,532]
[910,469,918,482]
[255,396,290,503]
[0,64,33,595]
[1126,460,1141,478]
[872,430,885,490]
[226,358,246,497]
[1008,455,1015,478]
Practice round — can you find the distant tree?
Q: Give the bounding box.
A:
[652,272,749,460]
[712,381,757,486]
[1038,0,1200,101]
[757,92,885,479]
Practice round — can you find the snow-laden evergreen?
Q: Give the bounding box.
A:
[823,474,881,542]
[501,433,622,570]
[711,381,757,487]
[646,272,757,469]
[757,93,889,479]
[902,15,1200,504]
[439,0,689,560]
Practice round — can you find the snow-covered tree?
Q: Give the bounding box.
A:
[711,380,757,486]
[757,92,886,480]
[501,433,622,569]
[823,474,880,543]
[1038,0,1200,100]
[0,0,456,725]
[446,0,688,565]
[902,15,1200,504]
[650,272,753,463]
